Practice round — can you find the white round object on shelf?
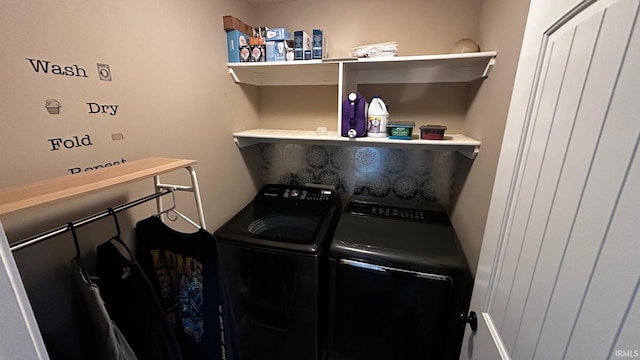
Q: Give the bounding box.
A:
[450,38,480,53]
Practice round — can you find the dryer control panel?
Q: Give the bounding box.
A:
[345,198,451,224]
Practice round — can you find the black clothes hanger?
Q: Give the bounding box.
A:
[107,207,134,260]
[70,221,92,285]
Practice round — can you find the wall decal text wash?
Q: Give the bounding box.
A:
[26,58,88,77]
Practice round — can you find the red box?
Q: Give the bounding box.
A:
[419,125,447,140]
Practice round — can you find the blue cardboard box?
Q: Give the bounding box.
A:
[265,28,291,41]
[266,40,289,62]
[293,30,310,60]
[312,29,323,59]
[226,30,251,63]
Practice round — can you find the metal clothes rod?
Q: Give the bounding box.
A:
[10,189,173,253]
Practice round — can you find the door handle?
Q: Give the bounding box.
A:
[460,311,478,332]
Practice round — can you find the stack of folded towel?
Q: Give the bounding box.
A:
[350,41,398,58]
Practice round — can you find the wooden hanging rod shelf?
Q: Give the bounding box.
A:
[0,157,197,216]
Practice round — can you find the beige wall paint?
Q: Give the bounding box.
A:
[450,0,531,274]
[1,0,263,232]
[0,0,532,355]
[358,83,470,133]
[256,83,471,133]
[1,0,260,356]
[257,85,338,130]
[251,0,482,57]
[250,0,530,275]
[252,0,482,134]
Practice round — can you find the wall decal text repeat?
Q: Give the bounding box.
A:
[68,158,127,174]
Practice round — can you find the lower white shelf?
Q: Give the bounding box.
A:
[233,129,481,159]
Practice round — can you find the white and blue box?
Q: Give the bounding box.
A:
[293,30,310,60]
[266,40,289,62]
[312,29,324,59]
[226,30,251,63]
[265,28,291,41]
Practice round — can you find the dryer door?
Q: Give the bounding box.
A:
[331,259,456,360]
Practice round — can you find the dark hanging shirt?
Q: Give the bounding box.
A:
[96,238,184,360]
[135,216,238,360]
[70,258,138,360]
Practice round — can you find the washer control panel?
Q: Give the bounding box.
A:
[283,188,334,201]
[257,184,336,206]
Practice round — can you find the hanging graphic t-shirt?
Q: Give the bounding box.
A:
[136,216,237,360]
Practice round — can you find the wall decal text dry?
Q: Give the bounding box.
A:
[87,102,118,115]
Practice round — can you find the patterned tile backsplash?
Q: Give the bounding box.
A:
[261,143,457,204]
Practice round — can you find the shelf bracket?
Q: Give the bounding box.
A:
[458,145,480,159]
[482,58,496,78]
[234,136,262,148]
[228,68,240,83]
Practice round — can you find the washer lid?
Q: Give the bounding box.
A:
[214,185,340,254]
[247,212,323,245]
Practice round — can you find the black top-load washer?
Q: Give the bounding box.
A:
[328,196,472,360]
[214,184,340,360]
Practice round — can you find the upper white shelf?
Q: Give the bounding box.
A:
[233,129,481,159]
[227,51,497,86]
[228,60,340,86]
[345,51,497,84]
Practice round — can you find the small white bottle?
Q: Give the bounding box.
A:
[367,96,389,137]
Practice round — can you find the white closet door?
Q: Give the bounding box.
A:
[0,221,49,359]
[462,0,640,358]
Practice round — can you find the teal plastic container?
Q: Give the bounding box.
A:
[387,121,415,140]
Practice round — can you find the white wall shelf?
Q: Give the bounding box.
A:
[233,129,481,159]
[344,51,497,84]
[228,51,496,158]
[227,51,496,86]
[228,60,340,86]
